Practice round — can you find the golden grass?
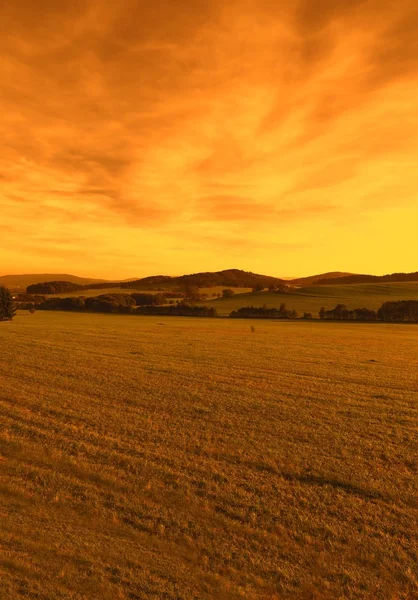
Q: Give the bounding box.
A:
[203,281,418,316]
[1,313,417,599]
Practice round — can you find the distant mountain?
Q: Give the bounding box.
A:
[0,274,108,289]
[315,272,418,285]
[290,272,354,286]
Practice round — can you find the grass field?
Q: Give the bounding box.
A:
[1,313,417,599]
[203,282,418,316]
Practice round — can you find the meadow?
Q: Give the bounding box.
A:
[203,281,418,316]
[1,312,417,599]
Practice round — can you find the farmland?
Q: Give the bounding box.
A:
[1,313,418,599]
[202,281,418,316]
[47,286,252,299]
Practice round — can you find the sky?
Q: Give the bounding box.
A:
[1,0,418,279]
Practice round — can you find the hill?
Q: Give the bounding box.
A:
[316,271,418,285]
[117,269,285,290]
[289,272,354,286]
[0,274,108,290]
[24,270,286,294]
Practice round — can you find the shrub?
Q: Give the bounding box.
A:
[0,286,16,321]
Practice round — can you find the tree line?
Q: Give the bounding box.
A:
[232,302,418,322]
[29,293,217,317]
[230,304,298,319]
[6,285,418,323]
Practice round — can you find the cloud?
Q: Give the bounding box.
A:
[1,0,418,277]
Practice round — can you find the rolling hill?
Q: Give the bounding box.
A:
[122,269,285,290]
[22,270,286,294]
[315,271,418,285]
[0,274,108,289]
[198,281,418,316]
[289,272,354,286]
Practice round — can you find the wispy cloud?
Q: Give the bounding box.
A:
[1,0,417,277]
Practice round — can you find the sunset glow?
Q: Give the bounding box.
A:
[1,0,417,278]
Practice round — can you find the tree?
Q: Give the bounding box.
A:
[319,307,326,320]
[332,304,349,320]
[184,285,200,302]
[0,286,16,321]
[222,289,234,298]
[27,281,83,294]
[377,300,418,322]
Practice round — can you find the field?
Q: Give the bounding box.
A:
[1,313,417,599]
[48,288,163,298]
[203,282,418,316]
[48,286,252,299]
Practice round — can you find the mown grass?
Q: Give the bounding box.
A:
[1,313,417,599]
[204,282,418,316]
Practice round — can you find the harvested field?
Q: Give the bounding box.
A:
[1,313,417,599]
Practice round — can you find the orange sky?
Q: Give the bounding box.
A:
[1,0,418,279]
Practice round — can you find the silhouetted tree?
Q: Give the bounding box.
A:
[0,286,16,321]
[377,300,418,322]
[319,304,378,321]
[27,281,83,294]
[351,308,377,321]
[229,305,296,319]
[184,285,201,301]
[222,288,234,298]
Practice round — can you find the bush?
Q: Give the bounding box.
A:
[0,286,16,321]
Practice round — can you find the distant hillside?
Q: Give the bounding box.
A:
[122,269,286,290]
[0,273,108,289]
[316,272,418,285]
[23,270,286,294]
[290,272,354,286]
[197,281,418,316]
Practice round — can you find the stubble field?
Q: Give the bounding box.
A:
[1,313,417,599]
